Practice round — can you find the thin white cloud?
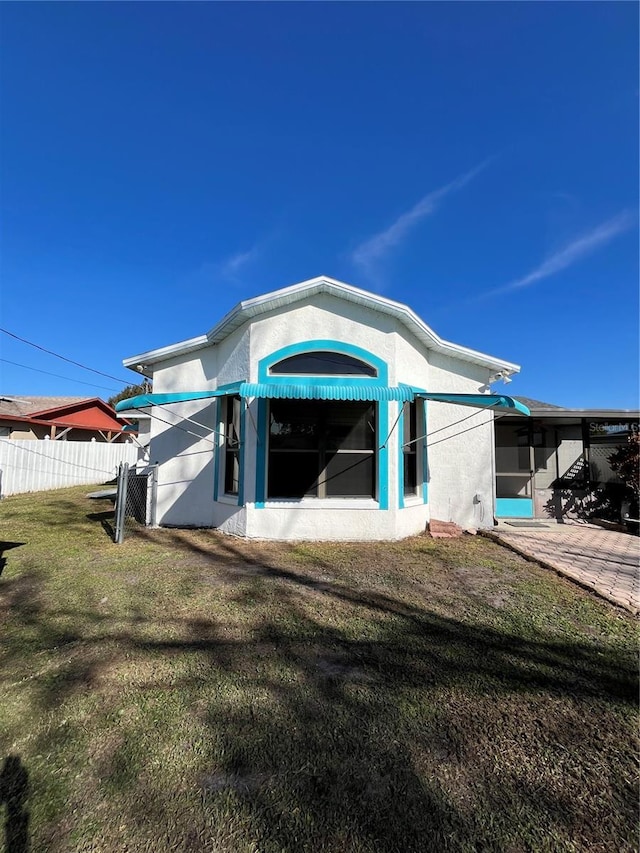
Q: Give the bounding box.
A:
[181,240,263,291]
[351,159,492,280]
[481,211,635,299]
[219,244,261,279]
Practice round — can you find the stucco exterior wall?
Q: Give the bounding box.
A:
[425,351,495,529]
[148,398,218,528]
[149,327,251,527]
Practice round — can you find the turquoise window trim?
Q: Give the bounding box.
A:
[254,376,381,388]
[213,400,221,502]
[258,340,388,385]
[378,400,389,510]
[495,498,533,518]
[237,398,246,507]
[253,343,390,509]
[421,400,428,504]
[255,399,267,509]
[398,403,405,510]
[398,400,428,508]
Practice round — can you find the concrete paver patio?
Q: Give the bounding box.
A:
[488,521,640,614]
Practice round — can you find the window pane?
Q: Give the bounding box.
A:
[266,401,378,499]
[224,395,241,495]
[496,475,531,498]
[324,403,375,450]
[404,453,417,495]
[403,401,417,444]
[403,402,419,497]
[225,451,239,495]
[589,420,638,486]
[495,422,530,472]
[268,452,319,498]
[325,453,374,497]
[270,401,320,450]
[226,396,241,447]
[271,352,376,376]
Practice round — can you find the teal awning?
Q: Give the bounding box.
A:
[415,392,530,416]
[115,384,529,415]
[238,383,417,402]
[114,383,243,412]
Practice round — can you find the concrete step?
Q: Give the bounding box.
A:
[428,519,463,539]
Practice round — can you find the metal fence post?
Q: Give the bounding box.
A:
[146,464,158,527]
[114,462,129,544]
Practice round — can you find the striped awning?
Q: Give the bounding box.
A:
[116,384,529,415]
[238,383,417,402]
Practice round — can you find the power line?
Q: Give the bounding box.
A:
[427,413,494,448]
[0,328,133,385]
[144,408,217,446]
[0,358,121,394]
[0,438,117,476]
[0,460,115,481]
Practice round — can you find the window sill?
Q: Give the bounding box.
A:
[217,494,240,506]
[258,498,380,510]
[402,495,425,507]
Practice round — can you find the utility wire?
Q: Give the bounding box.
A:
[0,460,116,480]
[143,409,217,447]
[0,358,121,394]
[0,438,117,476]
[404,400,500,450]
[161,403,226,441]
[0,328,133,385]
[427,413,495,448]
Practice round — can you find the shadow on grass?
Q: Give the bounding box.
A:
[4,518,639,851]
[0,543,25,577]
[86,511,116,541]
[0,755,29,853]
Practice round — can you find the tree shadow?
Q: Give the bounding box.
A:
[0,755,29,853]
[3,520,638,851]
[0,543,25,577]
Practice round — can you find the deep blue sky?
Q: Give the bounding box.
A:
[1,3,638,408]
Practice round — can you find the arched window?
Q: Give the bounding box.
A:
[269,351,377,377]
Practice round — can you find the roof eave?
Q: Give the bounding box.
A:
[123,335,209,375]
[122,276,521,375]
[527,408,640,418]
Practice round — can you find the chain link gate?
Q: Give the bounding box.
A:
[114,463,157,543]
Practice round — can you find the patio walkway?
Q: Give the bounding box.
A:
[487,521,640,615]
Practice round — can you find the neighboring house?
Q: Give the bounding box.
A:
[117,276,529,540]
[0,396,134,442]
[495,397,639,520]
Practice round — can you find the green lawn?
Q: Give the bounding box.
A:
[1,486,638,852]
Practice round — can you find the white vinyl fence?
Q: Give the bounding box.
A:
[0,439,140,497]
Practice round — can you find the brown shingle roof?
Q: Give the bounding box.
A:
[0,396,90,417]
[515,396,564,411]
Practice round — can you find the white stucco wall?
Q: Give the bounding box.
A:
[144,291,500,537]
[425,351,495,529]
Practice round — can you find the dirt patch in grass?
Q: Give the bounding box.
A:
[0,486,638,853]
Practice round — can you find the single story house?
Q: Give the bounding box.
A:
[0,396,134,442]
[117,276,530,540]
[495,398,639,521]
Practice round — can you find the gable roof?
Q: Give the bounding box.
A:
[123,276,521,377]
[0,396,131,433]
